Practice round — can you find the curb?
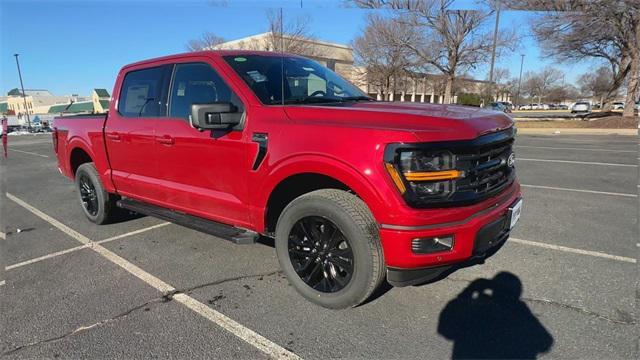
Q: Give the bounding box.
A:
[516,128,637,136]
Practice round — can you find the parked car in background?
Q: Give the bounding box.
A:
[519,104,532,110]
[612,102,624,110]
[498,101,514,111]
[539,104,550,110]
[571,101,592,113]
[485,102,512,113]
[557,104,569,110]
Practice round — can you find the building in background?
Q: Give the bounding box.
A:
[92,88,111,113]
[2,88,83,115]
[1,88,109,127]
[213,32,357,81]
[212,32,511,105]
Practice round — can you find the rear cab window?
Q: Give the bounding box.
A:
[118,65,172,117]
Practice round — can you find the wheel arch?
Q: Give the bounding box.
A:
[259,155,386,234]
[68,141,95,177]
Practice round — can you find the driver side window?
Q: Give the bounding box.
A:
[168,62,236,121]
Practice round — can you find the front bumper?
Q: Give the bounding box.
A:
[380,183,521,285]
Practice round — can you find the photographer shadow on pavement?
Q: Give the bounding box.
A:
[438,271,554,359]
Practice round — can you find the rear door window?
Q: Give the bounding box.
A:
[118,65,172,117]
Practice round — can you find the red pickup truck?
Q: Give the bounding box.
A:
[53,50,522,309]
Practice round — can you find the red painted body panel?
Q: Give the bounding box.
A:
[53,50,521,271]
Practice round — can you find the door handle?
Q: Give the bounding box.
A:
[106,132,121,141]
[156,136,175,145]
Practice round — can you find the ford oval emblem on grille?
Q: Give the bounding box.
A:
[507,153,516,167]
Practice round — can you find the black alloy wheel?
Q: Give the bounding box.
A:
[75,162,117,225]
[288,216,354,293]
[78,173,99,216]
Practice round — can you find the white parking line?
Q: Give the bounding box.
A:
[521,184,637,198]
[0,280,5,287]
[517,158,637,167]
[510,238,636,264]
[516,145,636,153]
[173,293,299,359]
[6,245,87,271]
[96,222,171,244]
[0,231,5,240]
[6,193,300,360]
[5,222,171,271]
[10,149,49,158]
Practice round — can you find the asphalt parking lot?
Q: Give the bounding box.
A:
[0,132,637,359]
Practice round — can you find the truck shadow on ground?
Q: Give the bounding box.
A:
[254,236,553,359]
[437,271,554,359]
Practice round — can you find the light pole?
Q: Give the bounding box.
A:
[515,54,525,109]
[13,54,31,130]
[488,0,501,101]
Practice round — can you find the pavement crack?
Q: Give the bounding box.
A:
[175,270,282,296]
[1,296,168,356]
[445,276,636,326]
[521,297,636,325]
[2,270,282,356]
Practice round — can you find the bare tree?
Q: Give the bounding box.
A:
[185,32,225,52]
[546,84,576,104]
[265,9,319,57]
[492,67,511,99]
[577,67,617,106]
[507,0,640,115]
[352,0,516,104]
[352,14,416,98]
[522,67,563,104]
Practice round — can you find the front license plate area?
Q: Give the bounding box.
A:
[508,198,523,230]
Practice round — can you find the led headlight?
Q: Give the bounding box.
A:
[399,151,452,172]
[395,150,461,199]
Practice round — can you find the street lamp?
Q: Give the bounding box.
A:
[488,0,501,101]
[13,53,31,131]
[515,54,525,110]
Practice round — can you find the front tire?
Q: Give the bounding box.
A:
[75,163,117,224]
[275,189,385,309]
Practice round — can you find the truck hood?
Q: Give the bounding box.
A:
[284,101,514,141]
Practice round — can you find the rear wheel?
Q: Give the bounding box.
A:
[275,189,385,309]
[75,163,117,224]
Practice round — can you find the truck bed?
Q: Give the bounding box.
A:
[53,114,110,181]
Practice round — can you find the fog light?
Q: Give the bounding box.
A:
[412,235,454,254]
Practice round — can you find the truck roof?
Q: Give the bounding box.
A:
[123,50,303,70]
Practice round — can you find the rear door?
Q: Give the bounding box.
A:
[154,60,253,228]
[105,65,172,200]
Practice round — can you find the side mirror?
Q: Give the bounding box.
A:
[190,102,241,130]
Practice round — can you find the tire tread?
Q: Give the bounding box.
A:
[289,189,385,307]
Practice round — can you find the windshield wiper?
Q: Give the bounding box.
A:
[282,95,375,105]
[340,96,375,102]
[283,96,345,104]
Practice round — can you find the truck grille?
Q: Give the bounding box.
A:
[384,127,516,208]
[454,138,514,198]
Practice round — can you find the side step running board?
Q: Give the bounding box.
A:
[116,198,258,245]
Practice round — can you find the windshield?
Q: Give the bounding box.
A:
[223,55,370,105]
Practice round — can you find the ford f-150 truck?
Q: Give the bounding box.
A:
[53,50,522,309]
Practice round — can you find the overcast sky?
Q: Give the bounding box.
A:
[1,0,596,96]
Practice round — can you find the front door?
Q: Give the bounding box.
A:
[154,61,253,228]
[105,65,172,200]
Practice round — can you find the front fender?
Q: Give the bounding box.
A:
[254,153,394,231]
